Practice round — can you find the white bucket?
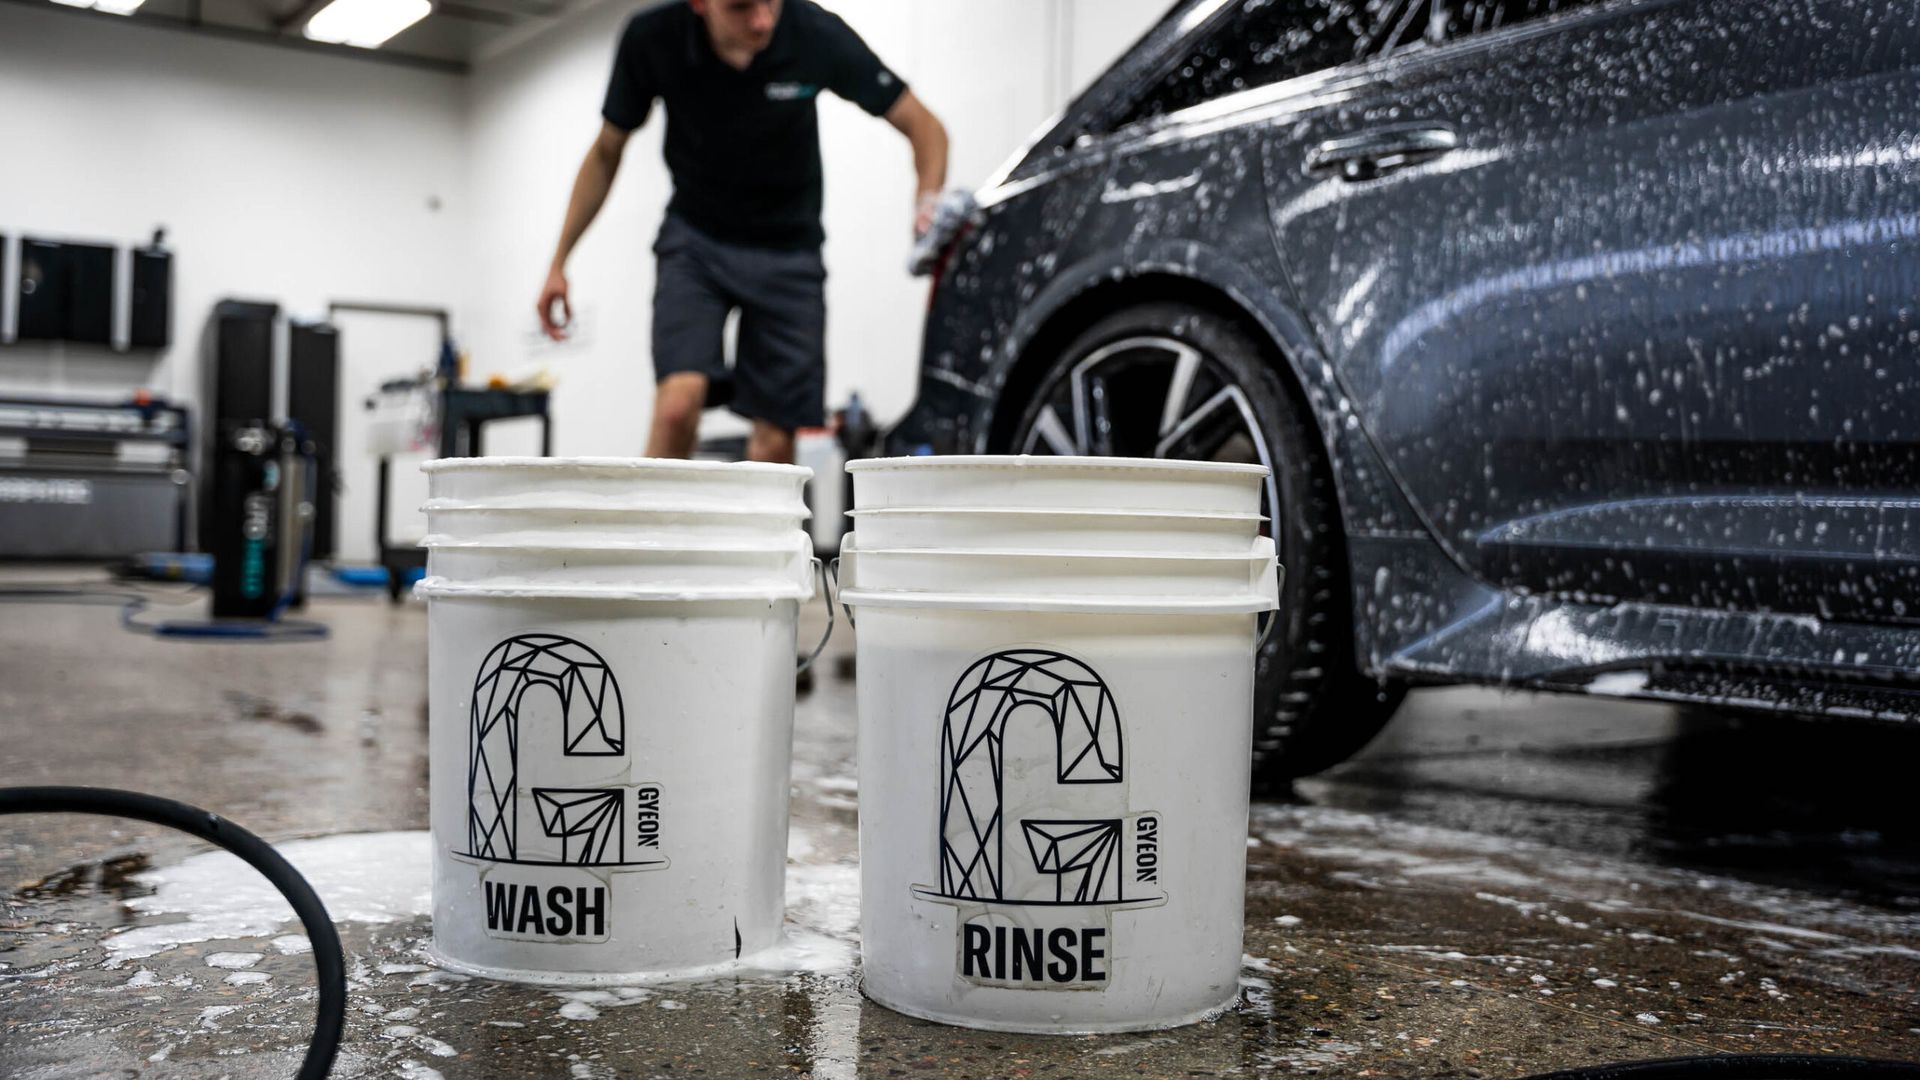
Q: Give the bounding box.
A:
[843,456,1278,1034]
[420,457,815,984]
[844,507,1261,554]
[848,455,1266,514]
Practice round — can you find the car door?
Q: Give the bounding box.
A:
[1260,0,1920,622]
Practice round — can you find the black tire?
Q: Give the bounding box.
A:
[1006,301,1403,785]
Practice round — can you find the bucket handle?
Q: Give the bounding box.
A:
[826,556,854,630]
[798,558,836,674]
[1254,559,1286,654]
[1255,610,1277,653]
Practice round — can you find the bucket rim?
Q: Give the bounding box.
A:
[837,586,1276,614]
[415,577,813,602]
[422,455,811,478]
[419,536,814,555]
[843,506,1263,523]
[422,498,810,519]
[847,454,1269,477]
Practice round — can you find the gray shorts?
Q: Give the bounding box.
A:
[651,214,827,431]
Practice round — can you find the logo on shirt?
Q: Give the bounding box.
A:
[764,81,818,102]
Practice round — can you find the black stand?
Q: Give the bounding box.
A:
[375,388,552,601]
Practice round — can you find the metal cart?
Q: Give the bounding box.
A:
[374,386,551,601]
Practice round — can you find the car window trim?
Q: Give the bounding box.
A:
[1096,0,1678,153]
[997,0,1234,185]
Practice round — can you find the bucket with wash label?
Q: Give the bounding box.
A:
[418,457,817,984]
[841,455,1279,1033]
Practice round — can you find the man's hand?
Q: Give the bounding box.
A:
[915,191,941,239]
[537,264,572,341]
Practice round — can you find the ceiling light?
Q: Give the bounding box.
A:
[303,0,431,49]
[48,0,147,13]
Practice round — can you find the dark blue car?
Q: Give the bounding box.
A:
[892,0,1920,784]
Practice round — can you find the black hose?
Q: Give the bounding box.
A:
[1520,1054,1920,1079]
[0,786,346,1080]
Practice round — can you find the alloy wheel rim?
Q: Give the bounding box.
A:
[1016,335,1280,533]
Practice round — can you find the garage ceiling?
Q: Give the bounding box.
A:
[27,0,588,70]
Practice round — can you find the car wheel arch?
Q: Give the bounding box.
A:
[977,249,1346,506]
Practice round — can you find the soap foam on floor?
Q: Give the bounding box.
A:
[107,831,431,961]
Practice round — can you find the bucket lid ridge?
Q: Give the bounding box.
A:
[423,455,812,478]
[416,578,816,602]
[424,498,810,517]
[843,506,1263,522]
[846,454,1268,476]
[418,536,815,555]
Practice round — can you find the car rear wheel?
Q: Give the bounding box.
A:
[1006,301,1403,785]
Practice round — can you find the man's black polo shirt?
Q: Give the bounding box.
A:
[602,1,907,251]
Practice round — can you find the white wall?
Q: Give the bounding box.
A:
[464,0,663,458]
[462,0,1171,454]
[1065,0,1180,94]
[0,2,470,560]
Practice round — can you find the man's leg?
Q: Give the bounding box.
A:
[731,245,826,466]
[647,372,709,458]
[649,217,732,458]
[746,419,795,464]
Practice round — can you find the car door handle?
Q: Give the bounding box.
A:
[1306,125,1457,181]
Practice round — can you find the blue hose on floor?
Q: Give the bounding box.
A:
[0,586,328,641]
[126,593,329,641]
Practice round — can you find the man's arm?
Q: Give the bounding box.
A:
[885,90,950,237]
[538,121,632,341]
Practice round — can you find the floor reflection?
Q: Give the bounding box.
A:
[1304,688,1920,909]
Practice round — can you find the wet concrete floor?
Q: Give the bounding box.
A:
[2,571,1918,1077]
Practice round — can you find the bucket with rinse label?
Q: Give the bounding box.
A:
[842,455,1279,1033]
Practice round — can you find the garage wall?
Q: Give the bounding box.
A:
[0,2,471,560]
[0,3,471,403]
[464,0,664,458]
[462,0,1171,453]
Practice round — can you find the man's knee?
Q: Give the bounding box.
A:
[747,420,796,464]
[652,375,706,431]
[646,377,706,458]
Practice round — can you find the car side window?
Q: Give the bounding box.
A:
[1112,0,1434,129]
[1440,0,1595,38]
[1109,0,1595,130]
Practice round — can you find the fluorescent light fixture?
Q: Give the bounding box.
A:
[304,0,431,48]
[48,0,147,12]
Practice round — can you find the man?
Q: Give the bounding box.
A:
[537,0,949,464]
